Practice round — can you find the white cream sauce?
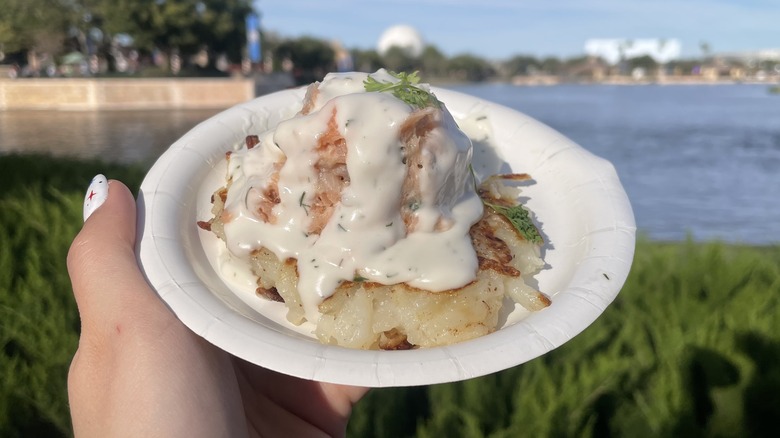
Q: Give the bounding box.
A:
[219,70,484,323]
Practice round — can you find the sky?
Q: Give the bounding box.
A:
[253,0,780,60]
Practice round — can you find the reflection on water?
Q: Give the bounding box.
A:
[0,109,222,166]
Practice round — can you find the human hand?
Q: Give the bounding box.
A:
[67,176,367,437]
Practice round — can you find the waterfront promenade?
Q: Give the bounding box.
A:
[3,73,776,112]
[0,78,254,111]
[0,72,300,111]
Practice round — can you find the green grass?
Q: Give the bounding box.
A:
[0,154,144,436]
[348,242,780,438]
[1,153,778,437]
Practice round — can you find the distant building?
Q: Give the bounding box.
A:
[377,25,425,57]
[716,49,780,63]
[584,39,681,64]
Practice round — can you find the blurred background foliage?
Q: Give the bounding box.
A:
[0,154,778,437]
[348,241,780,437]
[0,155,145,436]
[1,0,254,76]
[0,0,735,84]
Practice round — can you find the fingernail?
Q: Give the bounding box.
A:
[83,174,108,222]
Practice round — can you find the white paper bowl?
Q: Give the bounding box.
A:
[136,86,635,387]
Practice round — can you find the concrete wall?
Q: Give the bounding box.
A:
[0,78,255,111]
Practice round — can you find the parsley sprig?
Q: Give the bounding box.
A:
[364,71,442,109]
[482,199,543,245]
[470,166,543,245]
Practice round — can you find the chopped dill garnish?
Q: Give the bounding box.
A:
[299,191,310,215]
[364,71,442,109]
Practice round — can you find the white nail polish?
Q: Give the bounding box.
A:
[83,174,108,221]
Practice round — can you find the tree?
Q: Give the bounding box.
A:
[84,0,253,66]
[381,46,418,73]
[419,45,447,77]
[447,54,494,82]
[193,0,253,64]
[0,0,75,69]
[274,36,335,84]
[539,56,563,75]
[351,48,384,73]
[627,55,658,71]
[260,30,283,70]
[562,55,591,68]
[667,59,699,75]
[503,55,541,77]
[699,41,711,60]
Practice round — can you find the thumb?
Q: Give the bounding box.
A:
[67,178,246,438]
[67,176,168,338]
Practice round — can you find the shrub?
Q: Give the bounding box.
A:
[1,154,778,437]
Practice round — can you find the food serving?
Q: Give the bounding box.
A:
[197,70,550,350]
[137,69,635,385]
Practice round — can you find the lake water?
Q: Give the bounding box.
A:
[0,108,221,166]
[449,83,780,245]
[1,84,778,245]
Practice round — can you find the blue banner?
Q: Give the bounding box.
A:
[246,13,261,63]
